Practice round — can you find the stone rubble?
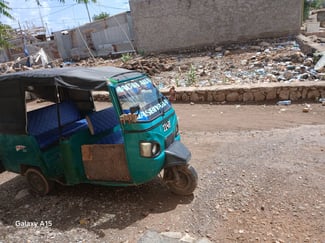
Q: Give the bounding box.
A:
[3,37,325,104]
[149,39,325,89]
[2,38,325,88]
[98,38,325,103]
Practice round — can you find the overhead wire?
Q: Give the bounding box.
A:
[12,4,76,10]
[7,1,130,32]
[95,3,129,11]
[11,3,78,24]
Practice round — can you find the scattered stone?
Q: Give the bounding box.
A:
[303,57,314,67]
[180,233,195,243]
[259,41,270,47]
[284,71,294,80]
[196,238,212,243]
[215,47,223,52]
[160,231,183,239]
[137,231,211,243]
[224,50,231,56]
[138,230,164,243]
[15,189,30,200]
[250,45,261,51]
[303,104,311,113]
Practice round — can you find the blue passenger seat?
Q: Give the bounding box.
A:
[27,101,88,149]
[86,107,124,144]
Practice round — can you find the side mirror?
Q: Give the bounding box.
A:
[130,104,140,114]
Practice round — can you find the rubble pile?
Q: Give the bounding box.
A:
[0,59,39,74]
[1,38,325,91]
[150,40,325,88]
[120,56,174,76]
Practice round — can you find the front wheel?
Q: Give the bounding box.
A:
[25,168,54,196]
[163,165,198,196]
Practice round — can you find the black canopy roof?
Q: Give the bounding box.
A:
[0,66,142,90]
[0,66,143,134]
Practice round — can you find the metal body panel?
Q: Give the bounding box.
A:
[164,141,191,168]
[0,68,192,190]
[122,108,178,183]
[82,144,131,182]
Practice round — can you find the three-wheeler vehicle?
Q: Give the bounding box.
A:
[0,66,197,196]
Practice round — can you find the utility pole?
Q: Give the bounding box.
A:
[38,4,45,29]
[85,2,92,23]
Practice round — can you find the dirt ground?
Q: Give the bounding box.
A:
[0,103,324,242]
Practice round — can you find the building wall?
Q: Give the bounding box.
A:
[54,11,134,60]
[129,0,303,53]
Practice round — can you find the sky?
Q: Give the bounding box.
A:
[0,0,130,34]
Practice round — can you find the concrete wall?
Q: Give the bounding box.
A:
[54,11,134,60]
[129,0,303,53]
[2,37,59,63]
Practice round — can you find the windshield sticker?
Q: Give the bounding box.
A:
[117,78,171,121]
[117,82,141,93]
[138,99,169,120]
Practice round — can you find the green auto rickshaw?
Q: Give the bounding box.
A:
[0,66,197,196]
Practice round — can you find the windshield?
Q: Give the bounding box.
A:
[116,77,171,121]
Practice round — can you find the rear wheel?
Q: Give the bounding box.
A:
[25,168,54,196]
[163,165,198,196]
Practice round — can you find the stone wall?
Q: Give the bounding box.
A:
[129,0,303,53]
[93,82,325,104]
[160,82,325,103]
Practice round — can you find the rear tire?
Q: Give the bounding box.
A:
[164,165,198,196]
[25,168,54,196]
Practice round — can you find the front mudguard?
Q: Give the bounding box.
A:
[164,141,191,168]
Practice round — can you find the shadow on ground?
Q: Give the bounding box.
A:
[0,175,193,234]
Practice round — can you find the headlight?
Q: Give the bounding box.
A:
[176,123,180,136]
[140,142,160,157]
[152,143,159,155]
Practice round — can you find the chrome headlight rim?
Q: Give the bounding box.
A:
[139,141,161,158]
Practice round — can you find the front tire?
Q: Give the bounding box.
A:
[164,165,198,196]
[25,168,54,196]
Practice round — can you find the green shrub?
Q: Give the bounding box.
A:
[121,53,132,63]
[186,64,197,86]
[304,0,325,20]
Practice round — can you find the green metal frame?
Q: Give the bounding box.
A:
[0,77,180,187]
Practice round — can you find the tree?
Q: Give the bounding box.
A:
[93,12,109,21]
[0,1,14,49]
[304,0,325,20]
[0,24,13,48]
[0,1,13,20]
